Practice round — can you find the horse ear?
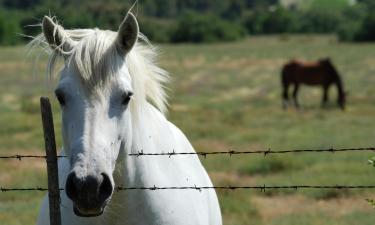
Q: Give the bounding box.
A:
[42,16,74,53]
[116,12,139,54]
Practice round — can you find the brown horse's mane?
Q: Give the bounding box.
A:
[289,59,324,67]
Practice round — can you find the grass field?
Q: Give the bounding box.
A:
[1,35,375,224]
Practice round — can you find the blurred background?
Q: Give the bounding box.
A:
[1,0,375,225]
[0,0,375,44]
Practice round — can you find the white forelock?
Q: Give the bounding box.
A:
[29,24,169,114]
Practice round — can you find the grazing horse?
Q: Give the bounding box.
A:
[33,12,222,225]
[281,58,346,110]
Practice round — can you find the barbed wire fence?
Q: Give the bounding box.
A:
[3,185,375,192]
[1,97,375,225]
[1,147,375,160]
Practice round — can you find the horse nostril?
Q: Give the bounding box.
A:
[65,172,79,201]
[65,171,113,206]
[99,173,113,201]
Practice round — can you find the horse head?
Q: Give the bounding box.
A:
[42,13,139,217]
[338,91,347,110]
[319,58,346,110]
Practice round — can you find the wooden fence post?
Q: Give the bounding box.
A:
[40,97,62,225]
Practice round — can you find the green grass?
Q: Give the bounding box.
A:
[1,35,375,224]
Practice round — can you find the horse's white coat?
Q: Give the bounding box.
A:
[34,13,222,225]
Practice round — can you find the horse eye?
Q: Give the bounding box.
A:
[55,91,66,106]
[121,92,133,106]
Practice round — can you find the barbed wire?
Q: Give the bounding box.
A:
[1,147,375,160]
[2,184,375,192]
[0,155,66,160]
[130,147,375,157]
[0,187,50,192]
[115,185,375,191]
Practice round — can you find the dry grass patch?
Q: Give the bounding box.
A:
[210,171,256,186]
[0,62,29,71]
[193,139,231,152]
[210,87,262,102]
[181,54,206,68]
[170,103,190,112]
[253,194,375,222]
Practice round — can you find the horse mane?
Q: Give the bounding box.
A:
[289,59,321,67]
[28,24,169,114]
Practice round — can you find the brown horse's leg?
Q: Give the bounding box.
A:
[322,85,329,108]
[292,84,300,109]
[282,83,290,109]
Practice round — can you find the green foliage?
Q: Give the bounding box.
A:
[1,0,43,9]
[260,7,299,34]
[298,8,343,33]
[355,12,375,42]
[338,9,375,42]
[336,1,375,42]
[242,9,266,34]
[138,18,173,43]
[0,10,22,45]
[171,12,246,43]
[336,4,366,41]
[310,0,351,11]
[243,7,344,35]
[337,21,362,42]
[0,0,374,44]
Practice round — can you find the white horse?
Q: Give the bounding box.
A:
[33,12,222,225]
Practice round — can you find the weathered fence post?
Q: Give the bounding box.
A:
[40,97,62,225]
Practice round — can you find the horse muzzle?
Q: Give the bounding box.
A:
[73,205,104,217]
[65,172,113,217]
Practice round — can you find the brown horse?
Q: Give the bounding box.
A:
[281,58,346,110]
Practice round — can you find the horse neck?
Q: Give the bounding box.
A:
[116,103,172,172]
[131,103,167,153]
[110,105,179,219]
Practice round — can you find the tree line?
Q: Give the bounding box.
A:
[0,0,374,45]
